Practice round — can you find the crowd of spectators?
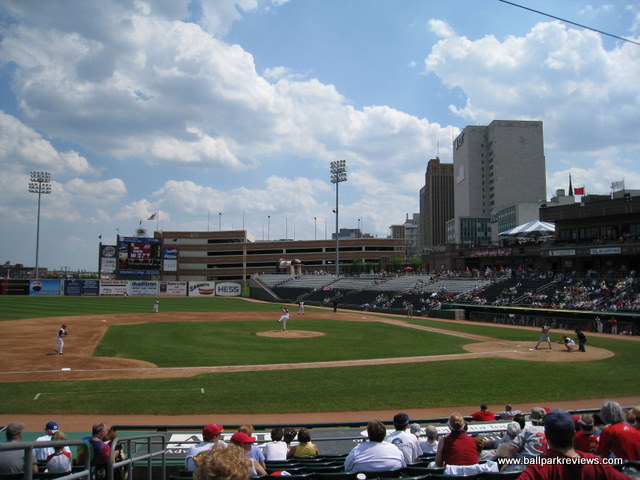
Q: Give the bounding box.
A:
[3,399,640,479]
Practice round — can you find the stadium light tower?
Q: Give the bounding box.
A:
[28,171,52,279]
[330,160,347,276]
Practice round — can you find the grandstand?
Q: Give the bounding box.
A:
[5,405,640,480]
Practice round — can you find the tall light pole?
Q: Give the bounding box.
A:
[28,171,52,279]
[330,160,347,276]
[314,217,317,240]
[218,212,222,231]
[267,215,271,241]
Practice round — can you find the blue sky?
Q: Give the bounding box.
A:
[0,0,639,272]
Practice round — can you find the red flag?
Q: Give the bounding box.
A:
[574,186,585,195]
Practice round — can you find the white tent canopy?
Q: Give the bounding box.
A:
[499,220,555,236]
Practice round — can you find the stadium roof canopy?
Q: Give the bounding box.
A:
[499,220,555,236]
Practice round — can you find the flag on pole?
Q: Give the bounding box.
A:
[147,213,157,220]
[574,186,585,195]
[568,174,573,196]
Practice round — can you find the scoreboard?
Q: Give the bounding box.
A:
[118,237,162,274]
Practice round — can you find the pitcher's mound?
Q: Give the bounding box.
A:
[257,330,325,338]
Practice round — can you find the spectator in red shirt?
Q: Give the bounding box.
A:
[599,400,640,461]
[518,408,630,480]
[470,404,496,422]
[434,413,478,467]
[574,414,600,454]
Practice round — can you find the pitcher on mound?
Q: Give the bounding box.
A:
[277,307,290,331]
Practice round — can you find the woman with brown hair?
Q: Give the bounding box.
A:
[288,428,319,458]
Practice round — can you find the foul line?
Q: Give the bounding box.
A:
[33,387,205,400]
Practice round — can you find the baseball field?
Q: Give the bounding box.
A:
[0,295,639,431]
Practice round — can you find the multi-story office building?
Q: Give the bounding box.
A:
[447,120,546,246]
[419,157,454,249]
[153,230,405,281]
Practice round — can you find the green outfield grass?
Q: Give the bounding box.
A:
[0,296,289,321]
[0,295,638,415]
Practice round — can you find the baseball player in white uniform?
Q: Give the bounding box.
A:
[54,324,67,354]
[277,307,290,331]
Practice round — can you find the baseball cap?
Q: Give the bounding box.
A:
[544,408,575,444]
[393,413,410,428]
[578,414,594,427]
[230,432,256,445]
[530,407,547,421]
[202,424,223,440]
[409,423,423,435]
[506,421,521,436]
[46,421,59,432]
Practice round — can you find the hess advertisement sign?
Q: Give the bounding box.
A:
[215,282,241,297]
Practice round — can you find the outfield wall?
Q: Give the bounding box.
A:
[0,279,242,297]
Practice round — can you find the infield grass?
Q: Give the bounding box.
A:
[94,320,471,366]
[1,295,639,415]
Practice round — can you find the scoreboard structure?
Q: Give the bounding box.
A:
[117,237,162,275]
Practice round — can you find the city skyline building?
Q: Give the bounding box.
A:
[419,157,454,250]
[448,120,546,246]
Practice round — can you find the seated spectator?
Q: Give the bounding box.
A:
[283,428,297,449]
[195,444,251,480]
[78,422,112,480]
[36,421,70,462]
[46,431,72,473]
[185,424,226,472]
[237,425,265,470]
[106,428,128,480]
[419,425,440,455]
[470,404,496,421]
[494,422,522,459]
[518,408,630,480]
[474,436,495,462]
[263,427,288,461]
[385,413,421,465]
[507,407,548,461]
[512,413,526,430]
[230,433,267,478]
[434,413,478,467]
[0,421,38,474]
[630,406,640,430]
[497,404,522,420]
[598,400,640,461]
[344,420,405,472]
[287,428,319,458]
[574,414,600,455]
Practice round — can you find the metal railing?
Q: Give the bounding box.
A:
[0,440,90,480]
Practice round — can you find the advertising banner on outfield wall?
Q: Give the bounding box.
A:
[29,280,62,296]
[188,281,216,297]
[0,280,29,295]
[100,280,129,296]
[160,281,187,296]
[215,282,242,297]
[64,280,99,296]
[129,281,160,296]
